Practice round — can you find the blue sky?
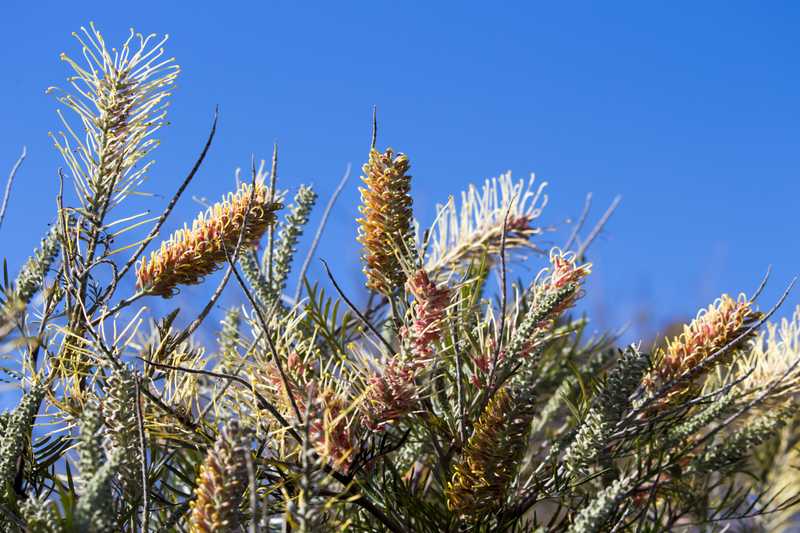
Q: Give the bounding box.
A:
[1,1,798,344]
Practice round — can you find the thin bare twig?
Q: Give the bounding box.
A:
[371,105,378,149]
[576,194,621,261]
[293,164,351,303]
[563,192,592,251]
[221,243,305,423]
[197,332,264,421]
[750,265,772,302]
[266,143,279,284]
[320,258,394,354]
[139,357,301,443]
[114,107,218,284]
[135,377,150,533]
[487,197,515,389]
[0,146,26,231]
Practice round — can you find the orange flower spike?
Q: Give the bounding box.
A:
[645,293,761,405]
[356,147,414,295]
[136,181,282,297]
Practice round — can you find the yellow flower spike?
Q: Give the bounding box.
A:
[446,384,535,519]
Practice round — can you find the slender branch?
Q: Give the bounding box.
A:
[138,357,301,443]
[135,377,150,533]
[750,265,772,302]
[114,107,218,284]
[487,198,514,389]
[320,259,394,354]
[576,194,621,261]
[0,146,25,230]
[371,105,378,149]
[221,243,304,423]
[293,164,351,303]
[266,143,279,284]
[197,332,264,421]
[92,291,147,326]
[563,192,592,251]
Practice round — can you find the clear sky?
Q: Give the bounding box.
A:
[1,1,798,344]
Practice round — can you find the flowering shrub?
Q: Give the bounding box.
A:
[1,24,799,533]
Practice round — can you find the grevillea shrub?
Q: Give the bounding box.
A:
[1,24,800,533]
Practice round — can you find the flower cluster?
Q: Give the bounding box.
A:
[52,23,179,210]
[645,293,760,406]
[473,250,591,385]
[737,305,800,405]
[136,180,282,296]
[364,358,419,431]
[402,268,452,360]
[536,249,592,311]
[424,172,548,277]
[356,147,413,295]
[189,421,250,533]
[447,384,535,519]
[516,249,591,359]
[306,383,360,472]
[11,23,800,533]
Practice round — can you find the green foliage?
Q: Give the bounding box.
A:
[272,184,317,296]
[13,223,60,305]
[0,384,43,495]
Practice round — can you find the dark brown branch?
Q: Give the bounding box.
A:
[114,107,218,285]
[320,259,394,354]
[138,357,301,443]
